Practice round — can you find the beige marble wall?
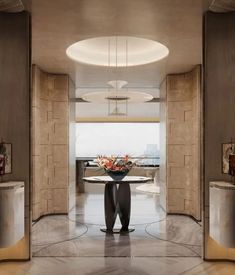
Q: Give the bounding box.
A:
[68,78,76,211]
[159,79,167,211]
[32,65,75,220]
[160,66,201,220]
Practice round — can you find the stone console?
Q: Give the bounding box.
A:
[210,181,235,248]
[0,182,24,248]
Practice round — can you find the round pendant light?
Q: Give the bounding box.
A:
[81,80,154,104]
[81,91,153,103]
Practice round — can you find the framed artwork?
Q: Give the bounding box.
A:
[222,142,235,174]
[0,142,12,175]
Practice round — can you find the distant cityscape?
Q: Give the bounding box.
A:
[140,144,160,166]
[76,123,160,166]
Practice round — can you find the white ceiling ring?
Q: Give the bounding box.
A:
[81,91,153,103]
[66,36,169,67]
[81,80,154,103]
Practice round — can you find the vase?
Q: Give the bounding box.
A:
[105,169,129,181]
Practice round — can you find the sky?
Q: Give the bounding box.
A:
[76,123,159,157]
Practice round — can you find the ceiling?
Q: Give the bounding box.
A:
[31,0,211,90]
[2,0,234,119]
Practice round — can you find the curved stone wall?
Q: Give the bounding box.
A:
[32,65,75,221]
[160,65,202,220]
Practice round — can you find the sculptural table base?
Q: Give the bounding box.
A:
[83,176,151,234]
[101,182,134,234]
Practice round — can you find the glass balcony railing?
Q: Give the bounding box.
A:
[76,156,160,167]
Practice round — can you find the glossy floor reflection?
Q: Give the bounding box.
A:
[2,257,235,275]
[32,191,202,257]
[2,191,235,275]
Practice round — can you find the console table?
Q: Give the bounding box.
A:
[83,176,151,233]
[210,181,235,247]
[0,182,24,247]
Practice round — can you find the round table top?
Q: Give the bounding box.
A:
[83,176,152,184]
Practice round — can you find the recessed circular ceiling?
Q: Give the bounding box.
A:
[66,36,169,67]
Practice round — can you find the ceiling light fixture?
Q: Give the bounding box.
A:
[66,36,169,67]
[72,36,160,116]
[107,80,128,117]
[81,80,153,104]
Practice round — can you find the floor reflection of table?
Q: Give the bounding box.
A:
[83,176,151,233]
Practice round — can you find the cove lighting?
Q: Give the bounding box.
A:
[66,36,169,67]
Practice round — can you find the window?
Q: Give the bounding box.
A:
[76,123,159,165]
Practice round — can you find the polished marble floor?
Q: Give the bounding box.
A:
[1,256,235,275]
[136,183,160,193]
[32,190,202,257]
[1,190,235,274]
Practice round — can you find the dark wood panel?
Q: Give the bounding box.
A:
[0,11,30,260]
[204,11,235,259]
[204,11,235,187]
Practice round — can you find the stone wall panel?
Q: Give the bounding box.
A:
[160,65,201,220]
[32,65,75,220]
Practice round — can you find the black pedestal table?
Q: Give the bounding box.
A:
[83,176,151,233]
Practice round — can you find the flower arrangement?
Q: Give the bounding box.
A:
[96,155,134,178]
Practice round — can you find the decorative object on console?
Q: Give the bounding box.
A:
[222,142,235,174]
[96,155,134,180]
[229,154,235,181]
[0,141,12,176]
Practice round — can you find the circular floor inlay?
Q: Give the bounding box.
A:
[66,36,169,66]
[146,215,202,246]
[32,215,87,246]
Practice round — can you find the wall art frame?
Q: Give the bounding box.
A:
[222,142,235,174]
[0,142,12,175]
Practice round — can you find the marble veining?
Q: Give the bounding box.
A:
[210,181,235,190]
[1,191,234,274]
[145,216,202,246]
[32,216,88,246]
[0,182,24,190]
[1,257,235,275]
[136,183,160,194]
[32,192,202,258]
